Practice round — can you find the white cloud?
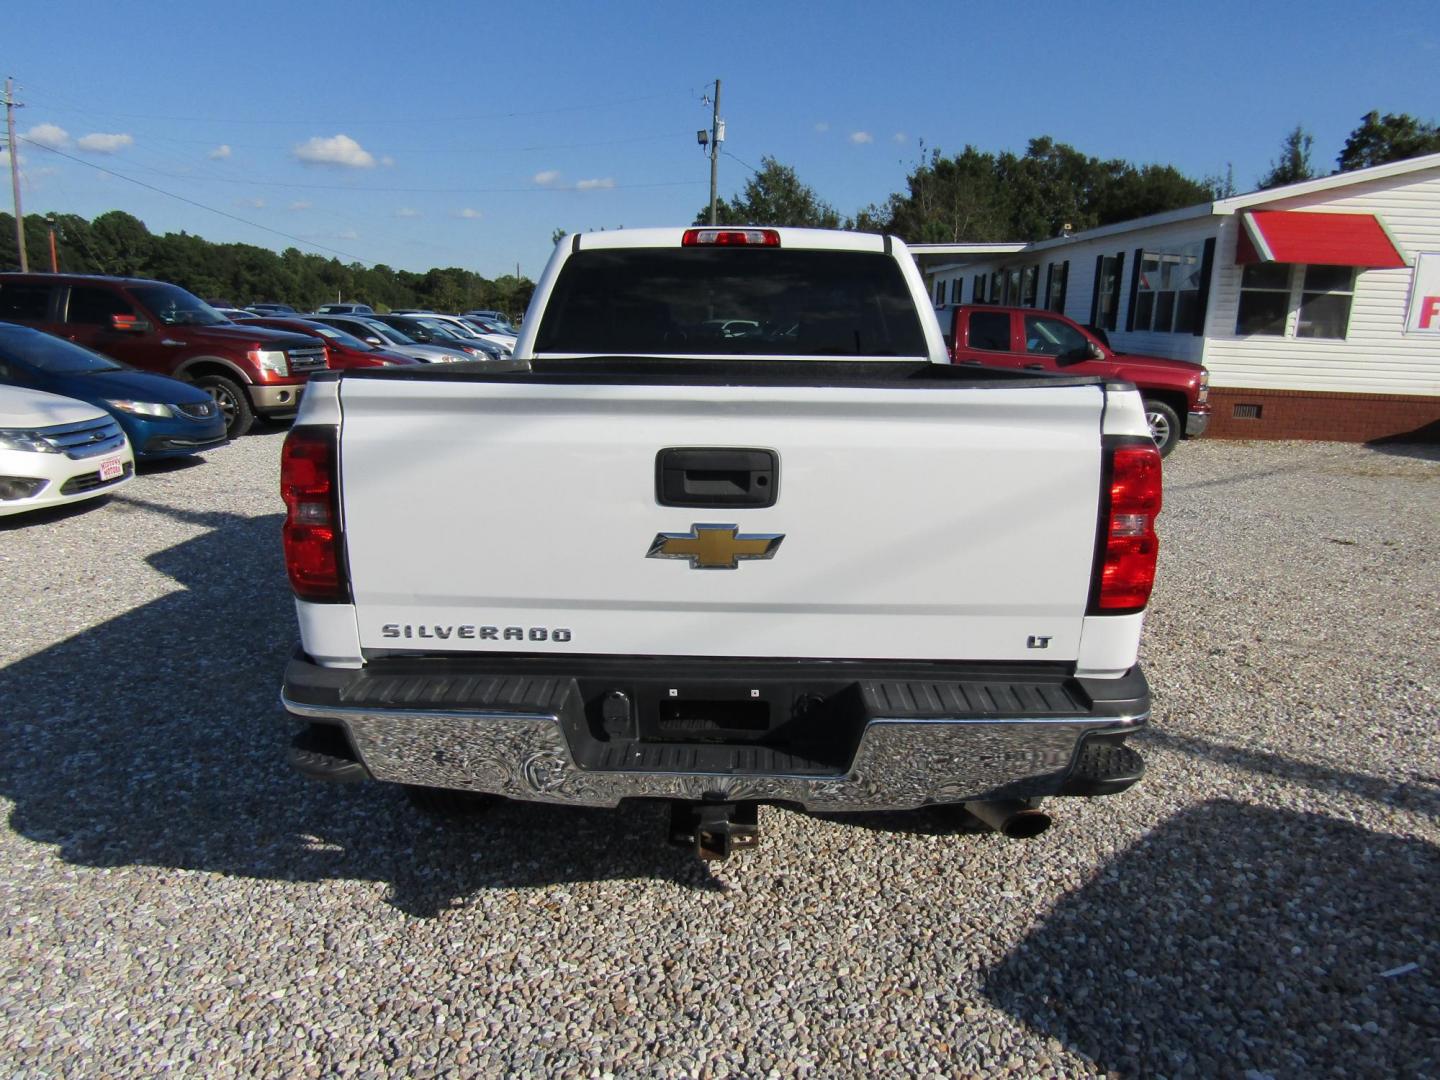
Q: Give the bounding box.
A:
[396,207,421,218]
[814,122,830,134]
[24,123,69,149]
[293,134,376,168]
[849,131,874,145]
[575,178,615,190]
[76,132,134,153]
[0,148,22,168]
[454,208,482,219]
[337,229,359,240]
[892,132,908,144]
[235,197,266,209]
[287,200,312,211]
[380,155,395,167]
[208,144,232,160]
[533,169,561,186]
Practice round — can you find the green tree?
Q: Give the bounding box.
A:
[1338,111,1440,171]
[695,156,842,228]
[1258,126,1316,189]
[88,210,153,277]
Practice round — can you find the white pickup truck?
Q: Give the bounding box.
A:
[280,227,1159,859]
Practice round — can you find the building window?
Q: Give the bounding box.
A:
[1235,263,1293,336]
[1297,266,1354,338]
[990,270,1003,305]
[1006,267,1021,305]
[1134,244,1204,333]
[973,274,986,303]
[950,279,962,305]
[1096,255,1123,330]
[934,279,945,307]
[1046,262,1068,313]
[1236,263,1355,339]
[1020,266,1038,308]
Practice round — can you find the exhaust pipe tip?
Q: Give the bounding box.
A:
[999,809,1052,839]
[963,800,1053,839]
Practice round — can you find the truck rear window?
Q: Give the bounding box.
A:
[533,248,928,357]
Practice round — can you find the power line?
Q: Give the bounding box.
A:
[21,85,694,127]
[18,136,372,264]
[723,150,762,176]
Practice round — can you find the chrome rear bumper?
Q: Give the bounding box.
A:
[282,696,1146,811]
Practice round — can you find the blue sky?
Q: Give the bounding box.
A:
[7,0,1438,279]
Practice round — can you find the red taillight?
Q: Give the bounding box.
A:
[682,228,781,247]
[281,426,347,602]
[1093,441,1162,613]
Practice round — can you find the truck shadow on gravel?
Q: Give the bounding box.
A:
[0,501,721,916]
[981,799,1440,1078]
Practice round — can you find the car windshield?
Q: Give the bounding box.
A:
[418,319,472,340]
[130,283,229,327]
[360,320,411,344]
[534,248,928,356]
[0,329,123,373]
[303,321,370,350]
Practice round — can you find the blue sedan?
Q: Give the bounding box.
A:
[0,323,227,460]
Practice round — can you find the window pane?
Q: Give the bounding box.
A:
[1297,291,1351,338]
[1236,291,1289,335]
[1241,262,1291,290]
[0,284,52,320]
[68,287,135,325]
[1024,315,1088,356]
[1174,289,1200,334]
[1302,265,1353,293]
[1153,291,1176,332]
[968,311,1011,351]
[1134,291,1155,330]
[1140,254,1161,291]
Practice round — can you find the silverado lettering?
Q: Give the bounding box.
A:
[380,624,573,642]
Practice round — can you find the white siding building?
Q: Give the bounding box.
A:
[912,153,1440,442]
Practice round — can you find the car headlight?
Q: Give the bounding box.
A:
[441,354,467,363]
[0,429,60,453]
[105,399,175,418]
[247,348,290,377]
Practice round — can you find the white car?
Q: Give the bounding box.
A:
[0,386,135,517]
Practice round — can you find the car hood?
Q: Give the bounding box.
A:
[1107,351,1205,381]
[175,323,319,352]
[42,367,213,405]
[0,385,108,428]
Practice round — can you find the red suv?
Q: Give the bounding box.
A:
[946,305,1209,455]
[0,274,327,437]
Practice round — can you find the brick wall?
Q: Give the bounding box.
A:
[1206,388,1440,442]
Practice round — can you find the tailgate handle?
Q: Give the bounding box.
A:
[656,447,778,508]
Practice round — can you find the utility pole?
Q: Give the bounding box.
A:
[4,77,26,272]
[707,79,722,226]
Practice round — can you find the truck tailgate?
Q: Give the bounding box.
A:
[336,377,1105,662]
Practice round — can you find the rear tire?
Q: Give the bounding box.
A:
[403,785,498,817]
[1143,398,1182,457]
[195,374,254,438]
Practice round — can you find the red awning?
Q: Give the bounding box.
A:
[1236,211,1407,268]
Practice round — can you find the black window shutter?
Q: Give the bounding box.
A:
[1193,236,1217,336]
[1110,251,1126,330]
[1125,247,1143,331]
[1059,261,1069,312]
[1089,254,1104,325]
[1043,265,1053,310]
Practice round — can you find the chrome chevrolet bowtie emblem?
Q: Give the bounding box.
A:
[647,523,784,570]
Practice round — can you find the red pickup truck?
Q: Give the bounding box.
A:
[0,273,327,438]
[945,305,1209,455]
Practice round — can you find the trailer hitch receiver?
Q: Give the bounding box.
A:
[669,801,760,860]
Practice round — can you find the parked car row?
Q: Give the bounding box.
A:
[0,274,524,450]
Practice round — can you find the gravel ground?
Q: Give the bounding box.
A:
[0,431,1436,1078]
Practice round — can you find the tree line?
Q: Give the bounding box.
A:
[699,110,1440,239]
[0,209,535,316]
